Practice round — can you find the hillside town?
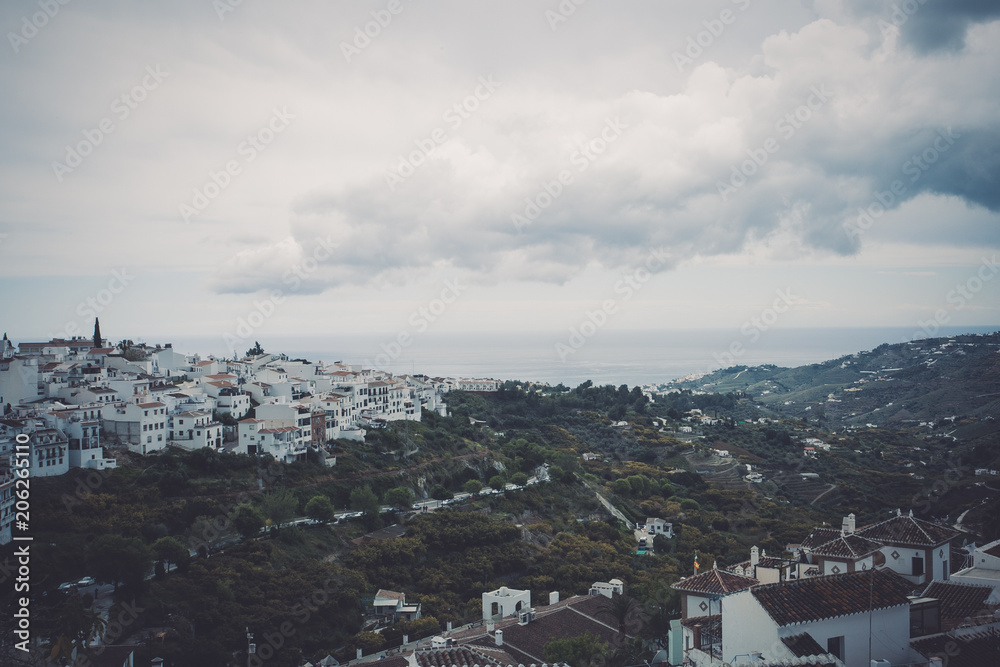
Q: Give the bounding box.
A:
[3,327,1000,667]
[0,328,498,546]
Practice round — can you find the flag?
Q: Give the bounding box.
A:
[694,551,700,572]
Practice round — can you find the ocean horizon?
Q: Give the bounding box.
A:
[156,326,1000,388]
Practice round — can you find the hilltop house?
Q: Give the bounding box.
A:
[372,589,421,622]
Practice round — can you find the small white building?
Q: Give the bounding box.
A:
[646,518,674,538]
[482,586,530,621]
[589,579,625,598]
[951,538,1000,603]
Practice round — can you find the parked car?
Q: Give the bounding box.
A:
[77,576,96,587]
[58,581,76,592]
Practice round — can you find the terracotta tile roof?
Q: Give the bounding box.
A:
[856,513,961,547]
[751,570,911,626]
[982,541,1000,559]
[922,581,993,628]
[810,534,883,560]
[413,647,504,667]
[800,528,842,550]
[679,614,721,632]
[672,568,758,595]
[476,604,619,665]
[781,632,826,658]
[912,627,1000,667]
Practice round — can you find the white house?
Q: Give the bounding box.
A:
[235,418,307,463]
[646,518,674,538]
[372,589,421,622]
[856,509,963,586]
[717,570,920,667]
[0,354,42,409]
[169,410,223,450]
[951,538,1000,603]
[44,405,115,470]
[483,586,531,621]
[671,565,758,620]
[589,579,624,598]
[101,401,168,454]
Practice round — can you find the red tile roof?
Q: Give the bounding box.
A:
[982,541,1000,559]
[751,569,911,626]
[810,534,883,560]
[672,568,758,595]
[922,581,993,629]
[912,627,1000,667]
[800,528,842,550]
[857,513,961,547]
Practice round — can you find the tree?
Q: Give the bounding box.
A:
[543,632,608,666]
[384,486,415,510]
[86,535,153,593]
[510,472,529,487]
[430,484,453,501]
[305,495,334,522]
[153,536,189,572]
[261,490,298,533]
[350,485,380,515]
[232,504,264,539]
[247,341,265,357]
[93,318,102,348]
[463,479,483,495]
[597,593,642,645]
[489,475,506,492]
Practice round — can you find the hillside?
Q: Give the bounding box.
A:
[667,332,1000,428]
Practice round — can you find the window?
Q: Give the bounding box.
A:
[943,560,949,580]
[826,636,844,661]
[912,556,925,576]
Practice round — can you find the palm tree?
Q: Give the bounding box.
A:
[597,592,643,647]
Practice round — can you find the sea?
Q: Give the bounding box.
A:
[164,326,1000,388]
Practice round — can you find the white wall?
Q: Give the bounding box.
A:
[775,604,912,666]
[721,590,779,663]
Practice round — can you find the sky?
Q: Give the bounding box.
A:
[1,0,998,356]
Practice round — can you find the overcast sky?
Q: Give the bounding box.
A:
[1,0,998,353]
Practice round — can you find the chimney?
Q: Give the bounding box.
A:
[494,629,503,646]
[549,591,559,605]
[842,513,856,534]
[750,546,759,566]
